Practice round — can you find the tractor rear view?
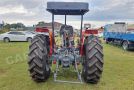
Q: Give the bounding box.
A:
[28,2,104,84]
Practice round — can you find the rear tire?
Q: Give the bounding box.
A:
[4,37,10,42]
[122,41,129,50]
[82,36,104,84]
[28,34,51,82]
[105,39,109,44]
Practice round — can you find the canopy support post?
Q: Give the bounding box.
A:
[80,15,83,44]
[65,15,67,25]
[52,14,55,52]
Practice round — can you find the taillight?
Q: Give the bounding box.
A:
[53,60,57,64]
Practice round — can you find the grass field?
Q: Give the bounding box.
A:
[0,41,134,90]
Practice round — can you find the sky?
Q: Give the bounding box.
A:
[0,0,134,28]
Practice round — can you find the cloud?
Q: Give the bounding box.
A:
[0,0,134,26]
[0,0,48,25]
[0,5,28,14]
[88,0,134,21]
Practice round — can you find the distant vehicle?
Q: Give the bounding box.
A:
[84,23,91,29]
[126,31,134,34]
[104,23,134,50]
[24,31,37,34]
[0,31,36,42]
[98,32,103,38]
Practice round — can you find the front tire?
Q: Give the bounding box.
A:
[28,34,51,82]
[82,36,104,84]
[27,37,32,43]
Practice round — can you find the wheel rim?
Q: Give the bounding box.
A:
[28,38,32,42]
[123,42,128,50]
[5,38,9,42]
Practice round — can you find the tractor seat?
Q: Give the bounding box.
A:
[60,25,73,37]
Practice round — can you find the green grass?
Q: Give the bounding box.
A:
[0,41,134,90]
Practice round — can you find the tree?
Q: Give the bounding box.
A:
[10,23,25,29]
[36,21,45,27]
[4,24,10,30]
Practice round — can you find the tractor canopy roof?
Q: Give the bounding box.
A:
[47,2,89,15]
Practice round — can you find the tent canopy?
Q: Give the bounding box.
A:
[47,2,89,15]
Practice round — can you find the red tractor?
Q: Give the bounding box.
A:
[28,2,103,84]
